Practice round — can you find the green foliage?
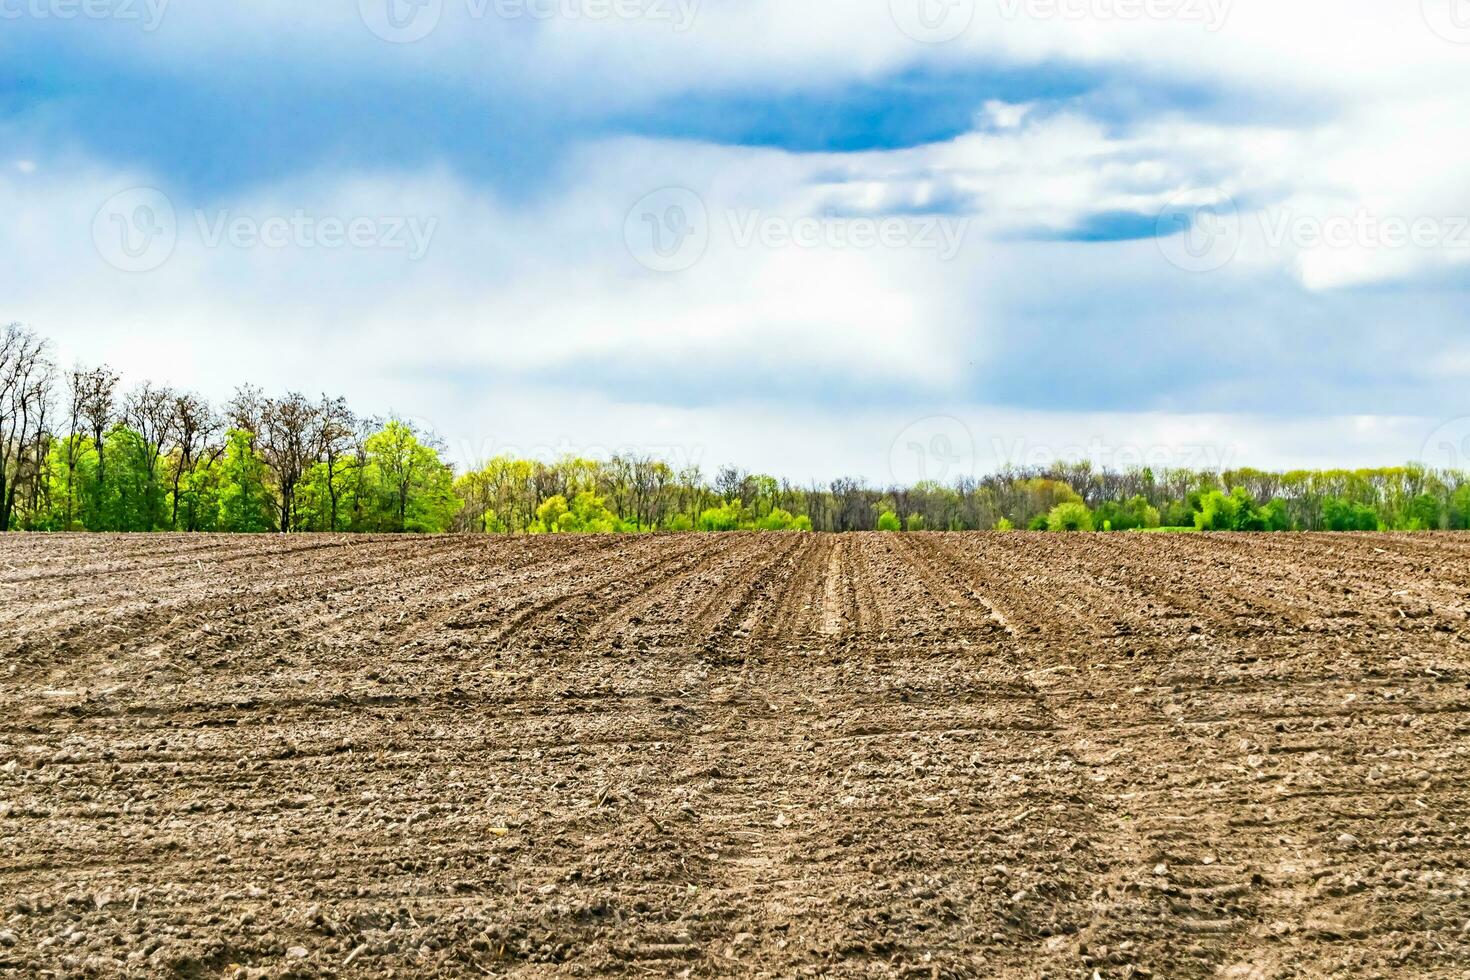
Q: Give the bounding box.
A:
[44,435,98,530]
[1321,496,1380,532]
[298,458,361,532]
[530,492,624,534]
[1194,488,1235,531]
[1452,485,1470,530]
[9,337,1470,540]
[561,492,620,533]
[176,455,223,532]
[758,508,798,531]
[531,495,569,533]
[1047,501,1093,532]
[1401,493,1443,531]
[218,429,276,532]
[360,421,461,533]
[698,502,744,532]
[1194,486,1280,532]
[1094,495,1161,532]
[9,323,1470,537]
[1261,498,1292,531]
[1161,498,1196,529]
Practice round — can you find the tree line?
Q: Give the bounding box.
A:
[1,324,458,533]
[3,324,1468,534]
[456,457,1470,534]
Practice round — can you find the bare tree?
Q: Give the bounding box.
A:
[626,456,672,531]
[314,395,355,532]
[259,392,320,533]
[167,392,219,530]
[0,325,55,531]
[715,465,746,502]
[75,365,119,507]
[348,415,380,530]
[123,381,176,529]
[60,367,92,527]
[225,384,267,440]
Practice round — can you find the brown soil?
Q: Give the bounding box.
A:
[1,532,1468,978]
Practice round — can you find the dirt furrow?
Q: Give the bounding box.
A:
[2,532,1468,978]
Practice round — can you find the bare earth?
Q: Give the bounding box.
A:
[2,532,1469,978]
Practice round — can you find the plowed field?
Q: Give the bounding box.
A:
[2,533,1469,978]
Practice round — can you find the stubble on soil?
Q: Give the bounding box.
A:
[1,532,1469,978]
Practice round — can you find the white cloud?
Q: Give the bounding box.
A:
[4,1,1469,477]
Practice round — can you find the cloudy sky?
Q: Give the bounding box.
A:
[3,0,1468,482]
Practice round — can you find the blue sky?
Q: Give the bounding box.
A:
[3,1,1468,480]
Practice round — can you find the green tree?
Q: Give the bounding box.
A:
[361,420,461,532]
[876,511,902,532]
[698,502,744,532]
[1261,498,1293,531]
[758,508,799,531]
[558,492,620,533]
[1047,501,1093,532]
[1451,484,1470,530]
[1402,493,1443,530]
[98,426,163,531]
[1195,487,1267,531]
[1095,495,1160,531]
[217,429,275,532]
[45,436,98,530]
[1321,496,1379,532]
[531,494,570,533]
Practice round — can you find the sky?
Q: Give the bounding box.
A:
[2,0,1468,484]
